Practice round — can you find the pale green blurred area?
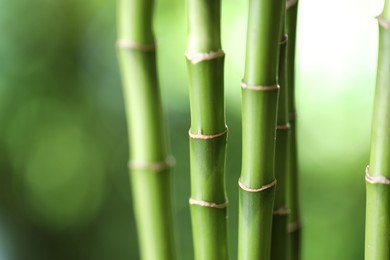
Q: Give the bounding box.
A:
[0,0,378,259]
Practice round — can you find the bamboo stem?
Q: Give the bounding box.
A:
[116,0,176,259]
[271,30,290,260]
[238,0,285,258]
[365,1,390,259]
[185,0,229,259]
[286,0,301,259]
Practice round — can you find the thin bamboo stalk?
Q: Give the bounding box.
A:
[116,0,176,259]
[365,2,390,259]
[285,0,301,259]
[185,0,228,259]
[271,29,290,260]
[238,0,285,258]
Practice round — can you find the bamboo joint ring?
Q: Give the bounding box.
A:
[189,127,228,140]
[365,165,390,185]
[240,81,280,92]
[273,206,291,216]
[377,16,390,30]
[189,198,228,209]
[238,178,277,192]
[286,0,298,9]
[184,50,225,64]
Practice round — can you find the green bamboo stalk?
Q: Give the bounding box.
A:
[116,1,176,259]
[271,30,290,260]
[238,0,285,258]
[285,0,301,259]
[185,1,228,259]
[365,2,390,259]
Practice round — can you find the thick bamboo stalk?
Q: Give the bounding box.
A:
[285,0,301,259]
[185,0,228,259]
[271,31,290,260]
[238,0,285,258]
[365,2,390,259]
[116,0,176,259]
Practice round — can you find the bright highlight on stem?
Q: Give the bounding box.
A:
[185,0,229,259]
[238,0,285,258]
[116,0,176,259]
[365,1,390,259]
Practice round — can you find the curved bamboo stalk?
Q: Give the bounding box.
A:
[185,0,228,259]
[365,2,390,259]
[116,0,176,259]
[238,0,285,258]
[285,0,301,259]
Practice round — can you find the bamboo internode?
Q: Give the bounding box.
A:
[128,156,175,171]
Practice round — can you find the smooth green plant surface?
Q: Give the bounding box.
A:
[271,29,290,260]
[286,1,301,259]
[365,1,390,259]
[186,0,229,259]
[0,0,376,259]
[238,0,285,258]
[117,0,176,259]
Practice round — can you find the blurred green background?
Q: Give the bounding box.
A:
[0,0,380,259]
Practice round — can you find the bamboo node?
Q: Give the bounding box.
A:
[240,80,280,92]
[289,112,297,121]
[189,127,228,140]
[273,206,291,216]
[365,165,390,185]
[276,123,291,130]
[279,34,289,45]
[288,219,301,233]
[376,16,390,30]
[128,156,175,171]
[286,0,298,9]
[189,198,228,209]
[184,50,225,64]
[116,40,156,51]
[238,178,277,192]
